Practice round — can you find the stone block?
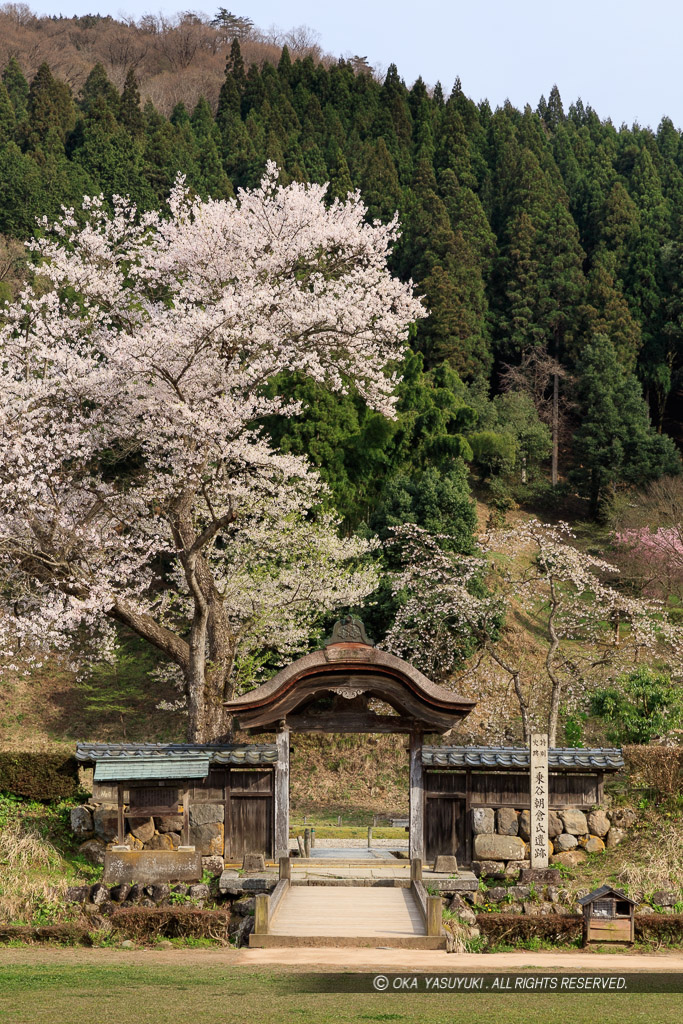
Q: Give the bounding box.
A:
[79,839,107,865]
[496,807,519,836]
[190,822,224,856]
[145,883,170,903]
[109,884,131,903]
[146,833,175,851]
[508,884,531,900]
[232,897,256,916]
[90,883,110,905]
[518,809,531,842]
[609,807,637,829]
[472,860,506,879]
[66,885,91,904]
[433,855,458,874]
[518,868,561,884]
[189,803,224,827]
[587,809,610,836]
[241,878,276,892]
[242,852,266,871]
[218,869,240,893]
[129,817,155,843]
[523,901,554,916]
[202,855,225,876]
[474,834,526,861]
[156,815,184,833]
[449,898,476,925]
[605,827,627,849]
[485,887,508,902]
[187,883,210,901]
[554,833,578,852]
[559,809,588,835]
[548,811,563,838]
[70,806,94,836]
[549,849,587,868]
[93,809,119,842]
[102,849,203,886]
[472,808,495,834]
[651,890,678,907]
[581,835,605,854]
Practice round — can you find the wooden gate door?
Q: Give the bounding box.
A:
[224,769,273,859]
[425,771,467,864]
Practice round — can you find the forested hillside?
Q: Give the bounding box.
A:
[0,6,681,534]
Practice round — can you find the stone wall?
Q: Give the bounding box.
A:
[70,801,226,877]
[471,804,637,878]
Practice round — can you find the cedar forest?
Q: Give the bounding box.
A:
[0,6,682,745]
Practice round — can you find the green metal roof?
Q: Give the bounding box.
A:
[94,754,210,781]
[77,742,279,773]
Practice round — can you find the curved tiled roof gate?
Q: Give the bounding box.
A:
[223,617,476,734]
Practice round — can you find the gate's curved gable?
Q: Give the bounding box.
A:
[224,617,476,734]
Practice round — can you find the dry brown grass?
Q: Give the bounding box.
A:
[0,818,69,924]
[289,733,409,821]
[616,822,683,900]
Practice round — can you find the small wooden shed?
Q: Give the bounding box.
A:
[579,885,636,945]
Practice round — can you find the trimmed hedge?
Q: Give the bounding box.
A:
[477,913,582,944]
[0,752,80,800]
[0,924,92,945]
[110,907,231,941]
[475,913,683,947]
[635,913,683,943]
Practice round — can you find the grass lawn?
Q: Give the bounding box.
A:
[0,962,680,1024]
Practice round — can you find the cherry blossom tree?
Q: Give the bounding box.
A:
[384,520,683,745]
[0,164,425,741]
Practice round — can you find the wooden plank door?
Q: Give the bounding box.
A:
[425,797,466,864]
[224,769,273,859]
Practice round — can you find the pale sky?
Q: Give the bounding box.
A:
[28,0,683,130]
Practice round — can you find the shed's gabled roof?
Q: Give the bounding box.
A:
[422,746,624,772]
[76,742,278,767]
[578,885,636,906]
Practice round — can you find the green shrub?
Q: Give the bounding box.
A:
[0,752,80,801]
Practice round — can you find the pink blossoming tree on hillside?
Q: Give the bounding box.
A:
[0,165,425,741]
[384,520,683,745]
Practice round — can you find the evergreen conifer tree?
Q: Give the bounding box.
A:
[571,334,680,514]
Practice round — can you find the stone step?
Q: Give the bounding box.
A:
[249,934,447,948]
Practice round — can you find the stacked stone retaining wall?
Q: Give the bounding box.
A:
[471,804,637,877]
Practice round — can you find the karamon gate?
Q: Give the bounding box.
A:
[77,616,621,876]
[223,616,476,861]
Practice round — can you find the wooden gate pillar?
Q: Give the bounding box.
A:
[409,731,424,862]
[274,721,290,860]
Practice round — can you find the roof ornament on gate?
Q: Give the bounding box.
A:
[324,615,374,647]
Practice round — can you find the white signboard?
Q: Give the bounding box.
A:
[530,732,549,869]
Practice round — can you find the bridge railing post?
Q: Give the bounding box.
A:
[254,893,270,935]
[426,895,442,937]
[411,857,422,881]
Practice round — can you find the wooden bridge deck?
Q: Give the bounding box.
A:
[249,884,447,948]
[271,886,425,938]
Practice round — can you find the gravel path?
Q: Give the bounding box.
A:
[1,947,681,971]
[289,838,408,850]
